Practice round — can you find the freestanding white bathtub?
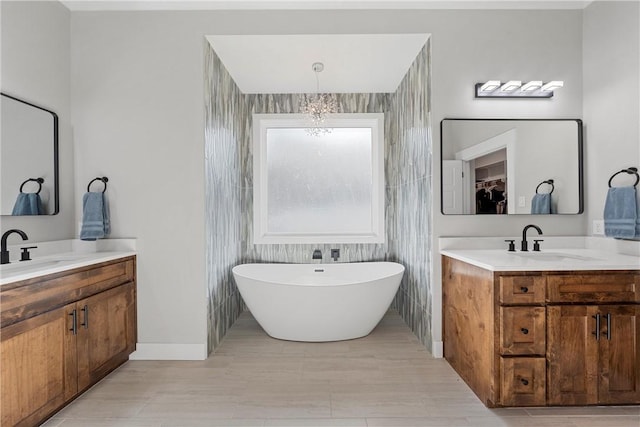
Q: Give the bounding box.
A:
[232,262,405,342]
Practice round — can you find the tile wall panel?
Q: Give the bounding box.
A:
[241,93,393,265]
[204,45,245,353]
[390,41,432,348]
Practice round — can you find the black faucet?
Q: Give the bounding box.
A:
[521,224,543,252]
[1,229,29,264]
[312,249,322,260]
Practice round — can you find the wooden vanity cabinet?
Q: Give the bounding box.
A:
[0,304,78,427]
[0,256,136,427]
[547,274,640,406]
[443,256,640,408]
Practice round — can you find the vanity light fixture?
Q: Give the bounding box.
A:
[475,80,564,98]
[299,62,337,137]
[521,81,543,91]
[500,81,522,91]
[479,80,501,92]
[541,80,564,91]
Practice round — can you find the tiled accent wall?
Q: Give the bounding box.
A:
[205,40,432,352]
[204,45,245,353]
[390,41,433,349]
[241,93,393,265]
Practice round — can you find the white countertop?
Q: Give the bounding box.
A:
[0,239,136,286]
[440,248,640,272]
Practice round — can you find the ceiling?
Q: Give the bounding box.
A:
[62,0,592,11]
[206,34,430,94]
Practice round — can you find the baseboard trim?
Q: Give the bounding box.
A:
[432,340,443,358]
[129,343,208,360]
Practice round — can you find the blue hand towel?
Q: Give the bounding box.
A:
[604,186,637,239]
[531,193,552,214]
[80,192,111,241]
[636,196,640,238]
[11,193,44,215]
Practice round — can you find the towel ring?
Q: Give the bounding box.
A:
[87,177,108,193]
[608,167,639,188]
[19,178,44,194]
[535,179,555,195]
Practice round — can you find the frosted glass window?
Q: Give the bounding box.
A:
[253,114,384,244]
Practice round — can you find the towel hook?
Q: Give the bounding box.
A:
[535,179,554,195]
[608,167,639,188]
[19,178,44,194]
[87,176,108,193]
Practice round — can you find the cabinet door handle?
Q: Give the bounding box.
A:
[592,314,600,341]
[69,309,77,335]
[81,304,89,329]
[520,378,529,386]
[520,328,529,335]
[605,313,611,341]
[520,286,529,293]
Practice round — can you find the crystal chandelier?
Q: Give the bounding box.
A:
[299,62,337,137]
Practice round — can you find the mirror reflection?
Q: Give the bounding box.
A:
[1,93,58,215]
[441,119,582,215]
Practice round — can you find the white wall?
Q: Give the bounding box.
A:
[428,10,584,354]
[583,1,640,239]
[71,12,211,355]
[0,1,74,241]
[70,8,586,356]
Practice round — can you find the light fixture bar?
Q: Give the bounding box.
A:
[475,80,561,98]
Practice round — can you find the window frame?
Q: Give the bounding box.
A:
[252,113,385,244]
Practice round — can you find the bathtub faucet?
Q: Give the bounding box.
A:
[312,249,322,260]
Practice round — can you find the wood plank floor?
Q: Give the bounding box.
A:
[44,311,639,426]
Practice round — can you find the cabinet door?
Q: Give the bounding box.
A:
[76,282,136,391]
[1,304,77,427]
[597,305,640,404]
[547,305,599,405]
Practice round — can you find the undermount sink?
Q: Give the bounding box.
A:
[0,254,90,273]
[513,252,598,262]
[0,259,64,273]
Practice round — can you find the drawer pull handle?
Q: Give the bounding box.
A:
[520,286,529,293]
[81,305,89,329]
[606,313,611,341]
[592,314,601,341]
[520,328,529,335]
[520,378,529,386]
[69,309,77,335]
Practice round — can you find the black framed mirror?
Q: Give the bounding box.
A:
[441,118,583,215]
[1,93,59,215]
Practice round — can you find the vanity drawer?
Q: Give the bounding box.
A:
[500,306,546,355]
[500,276,546,304]
[547,274,640,303]
[500,357,546,407]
